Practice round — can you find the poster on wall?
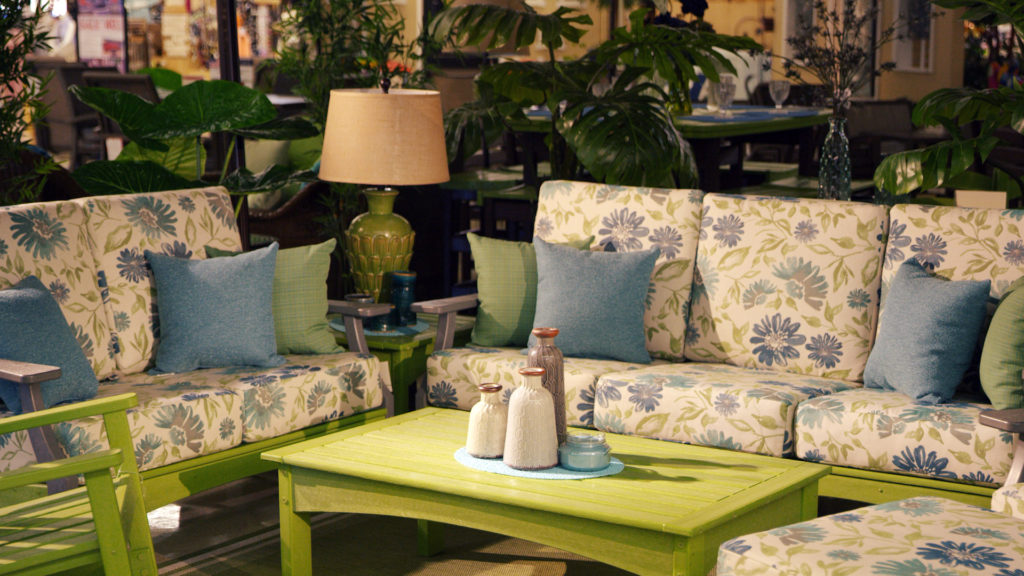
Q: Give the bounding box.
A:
[77,0,127,71]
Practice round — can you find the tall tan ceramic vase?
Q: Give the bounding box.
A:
[503,367,558,470]
[466,384,507,458]
[527,327,566,446]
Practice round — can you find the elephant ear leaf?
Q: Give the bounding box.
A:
[71,161,201,195]
[70,85,167,150]
[149,80,278,139]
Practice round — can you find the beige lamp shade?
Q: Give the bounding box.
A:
[319,88,450,187]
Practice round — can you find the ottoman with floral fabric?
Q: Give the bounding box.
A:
[716,496,1024,576]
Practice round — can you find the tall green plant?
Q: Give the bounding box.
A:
[1,0,56,204]
[431,4,759,187]
[874,0,1024,197]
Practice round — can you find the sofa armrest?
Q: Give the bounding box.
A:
[411,294,477,351]
[980,405,1024,486]
[327,300,392,355]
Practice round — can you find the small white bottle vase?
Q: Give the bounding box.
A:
[503,367,558,470]
[466,383,507,458]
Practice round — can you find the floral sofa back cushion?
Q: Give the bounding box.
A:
[0,201,117,380]
[533,181,704,361]
[73,188,243,374]
[685,194,888,381]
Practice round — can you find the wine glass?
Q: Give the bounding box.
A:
[769,79,791,110]
[716,76,736,117]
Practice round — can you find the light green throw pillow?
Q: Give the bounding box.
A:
[468,233,593,348]
[980,276,1024,409]
[206,239,342,355]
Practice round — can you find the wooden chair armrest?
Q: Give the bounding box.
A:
[411,294,478,351]
[981,405,1024,486]
[327,300,393,355]
[0,359,61,384]
[0,449,123,491]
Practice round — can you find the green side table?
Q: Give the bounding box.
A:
[332,313,473,415]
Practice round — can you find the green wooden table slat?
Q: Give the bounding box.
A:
[265,408,830,575]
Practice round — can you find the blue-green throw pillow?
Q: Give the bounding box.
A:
[531,238,659,363]
[0,276,98,413]
[146,242,285,373]
[864,259,991,404]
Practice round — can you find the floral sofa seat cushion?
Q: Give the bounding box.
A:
[72,188,243,374]
[0,200,116,380]
[993,484,1024,520]
[685,195,888,382]
[425,346,654,428]
[533,181,704,361]
[716,497,1024,576]
[592,363,859,457]
[794,388,1013,485]
[0,412,37,473]
[223,352,385,442]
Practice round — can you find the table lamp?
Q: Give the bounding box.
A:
[319,85,450,303]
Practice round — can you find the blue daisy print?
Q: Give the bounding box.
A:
[48,279,70,304]
[847,288,871,309]
[712,214,744,247]
[0,237,7,257]
[768,523,826,545]
[134,434,163,465]
[154,404,205,452]
[772,257,828,310]
[649,226,683,259]
[244,383,286,432]
[806,333,843,369]
[796,397,845,428]
[827,550,860,561]
[70,323,94,359]
[698,205,711,240]
[695,429,742,451]
[241,373,278,386]
[951,526,1008,540]
[123,196,177,239]
[892,447,958,479]
[917,541,1011,570]
[534,216,553,238]
[742,280,776,309]
[178,196,196,212]
[793,219,818,243]
[911,233,947,270]
[576,386,595,427]
[598,208,649,251]
[219,418,236,440]
[205,192,237,228]
[885,220,911,268]
[117,248,149,283]
[163,240,193,258]
[628,381,662,412]
[831,512,862,523]
[720,538,750,555]
[429,381,458,408]
[1004,239,1024,265]
[750,313,806,367]
[306,382,333,414]
[713,393,740,416]
[10,208,69,260]
[56,422,102,456]
[595,382,623,408]
[873,559,958,576]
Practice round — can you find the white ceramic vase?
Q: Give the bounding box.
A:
[503,367,558,470]
[466,383,507,458]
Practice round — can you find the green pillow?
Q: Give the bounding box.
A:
[468,233,593,348]
[206,239,342,355]
[980,276,1024,409]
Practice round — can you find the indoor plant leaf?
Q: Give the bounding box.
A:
[146,80,278,140]
[230,115,320,141]
[71,160,201,195]
[219,165,317,195]
[116,136,203,181]
[69,85,168,151]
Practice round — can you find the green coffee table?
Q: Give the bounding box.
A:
[263,408,830,575]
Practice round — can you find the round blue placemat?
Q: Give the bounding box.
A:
[329,318,428,337]
[454,447,624,480]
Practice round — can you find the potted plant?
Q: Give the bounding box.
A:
[874,0,1023,201]
[431,3,761,188]
[0,0,57,205]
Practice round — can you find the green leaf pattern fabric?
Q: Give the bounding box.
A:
[0,201,117,380]
[72,188,243,374]
[425,346,649,428]
[993,485,1024,520]
[533,180,704,361]
[685,195,888,382]
[795,388,1012,485]
[716,497,1024,576]
[592,362,858,457]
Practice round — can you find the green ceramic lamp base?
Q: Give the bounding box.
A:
[345,188,414,303]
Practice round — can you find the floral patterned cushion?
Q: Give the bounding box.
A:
[0,200,116,380]
[72,188,242,374]
[794,388,1013,485]
[591,362,859,457]
[0,412,36,473]
[45,352,382,470]
[993,484,1024,520]
[716,497,1024,576]
[533,181,704,361]
[685,195,888,382]
[425,346,652,428]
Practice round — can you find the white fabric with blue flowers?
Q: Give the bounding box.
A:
[994,484,1024,520]
[716,497,1024,575]
[795,388,1013,485]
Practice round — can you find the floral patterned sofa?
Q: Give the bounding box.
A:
[0,187,387,510]
[421,180,1024,508]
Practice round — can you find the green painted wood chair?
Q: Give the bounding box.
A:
[0,390,157,576]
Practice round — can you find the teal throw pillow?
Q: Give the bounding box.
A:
[146,242,285,373]
[531,238,659,363]
[0,276,98,413]
[864,258,991,404]
[979,276,1024,409]
[206,239,342,355]
[468,233,594,348]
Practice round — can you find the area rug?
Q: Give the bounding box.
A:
[153,474,629,576]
